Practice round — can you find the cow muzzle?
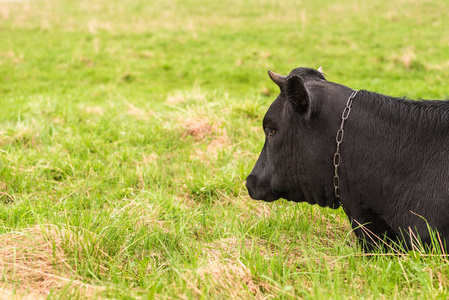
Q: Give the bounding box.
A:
[245,175,280,202]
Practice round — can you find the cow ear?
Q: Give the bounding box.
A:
[286,75,309,113]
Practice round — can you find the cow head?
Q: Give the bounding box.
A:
[246,67,350,209]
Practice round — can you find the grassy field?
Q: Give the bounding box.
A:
[1,0,449,298]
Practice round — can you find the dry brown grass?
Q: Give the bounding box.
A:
[197,260,262,296]
[0,51,23,65]
[197,237,273,298]
[179,113,235,164]
[166,87,207,106]
[0,225,103,299]
[166,94,186,105]
[84,106,104,116]
[0,180,13,204]
[182,118,214,141]
[191,128,233,162]
[0,0,317,34]
[126,103,153,120]
[174,194,197,209]
[110,198,168,232]
[0,124,41,149]
[388,47,424,71]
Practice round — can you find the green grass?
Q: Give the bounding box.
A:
[1,0,449,298]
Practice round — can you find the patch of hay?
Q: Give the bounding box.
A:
[191,127,232,161]
[197,237,272,297]
[0,225,102,298]
[389,47,423,70]
[182,118,214,140]
[203,237,262,260]
[206,128,230,154]
[0,51,23,64]
[126,103,152,120]
[84,106,103,115]
[166,87,207,105]
[399,48,416,70]
[174,194,197,209]
[166,94,186,104]
[1,123,40,148]
[236,201,274,222]
[0,4,10,20]
[425,60,449,71]
[87,19,113,34]
[197,260,260,295]
[141,153,158,164]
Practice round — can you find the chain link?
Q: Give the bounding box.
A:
[334,90,358,202]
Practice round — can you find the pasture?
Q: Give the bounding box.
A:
[1,0,449,298]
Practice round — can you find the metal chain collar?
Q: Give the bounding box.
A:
[333,90,358,203]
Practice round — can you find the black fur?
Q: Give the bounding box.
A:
[288,67,326,82]
[246,67,449,252]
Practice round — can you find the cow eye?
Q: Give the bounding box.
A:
[264,126,276,137]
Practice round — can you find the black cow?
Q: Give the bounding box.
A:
[246,67,449,252]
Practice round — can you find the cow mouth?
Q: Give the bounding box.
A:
[245,175,281,202]
[277,191,306,203]
[258,194,281,202]
[247,188,281,202]
[246,176,308,203]
[248,186,312,205]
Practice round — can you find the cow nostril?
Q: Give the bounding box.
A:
[245,175,256,198]
[246,175,256,187]
[245,174,279,202]
[245,175,256,193]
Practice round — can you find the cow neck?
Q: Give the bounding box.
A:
[333,90,358,208]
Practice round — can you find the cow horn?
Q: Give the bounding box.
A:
[268,70,286,87]
[318,66,324,74]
